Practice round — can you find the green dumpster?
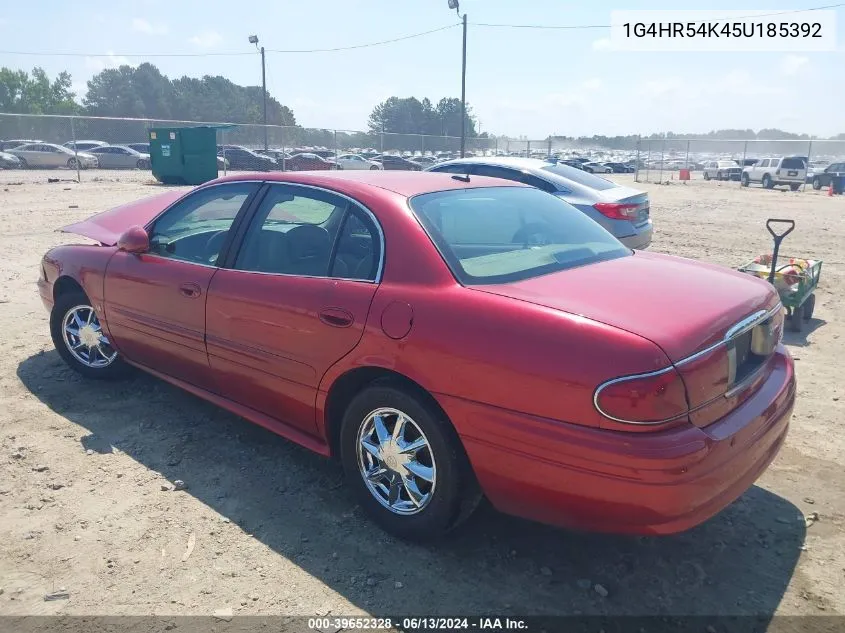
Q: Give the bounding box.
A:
[149,126,219,185]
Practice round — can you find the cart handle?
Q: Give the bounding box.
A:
[765,219,795,284]
[766,219,795,240]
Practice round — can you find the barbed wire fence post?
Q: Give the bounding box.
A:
[740,141,748,187]
[634,138,641,183]
[69,116,80,183]
[804,140,813,191]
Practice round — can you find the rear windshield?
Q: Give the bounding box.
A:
[410,186,630,285]
[540,163,617,191]
[781,157,806,169]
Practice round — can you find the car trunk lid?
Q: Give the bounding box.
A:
[60,190,185,245]
[475,250,779,363]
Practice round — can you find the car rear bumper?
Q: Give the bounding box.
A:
[442,346,794,535]
[618,220,653,250]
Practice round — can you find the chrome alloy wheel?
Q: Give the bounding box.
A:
[61,305,117,368]
[356,407,437,515]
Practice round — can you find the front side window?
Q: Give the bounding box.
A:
[411,186,629,285]
[148,183,257,265]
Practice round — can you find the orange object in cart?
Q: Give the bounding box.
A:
[679,168,691,180]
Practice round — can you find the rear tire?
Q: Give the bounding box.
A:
[812,177,821,190]
[137,159,149,169]
[704,172,711,181]
[67,158,78,169]
[370,165,379,170]
[340,381,480,541]
[50,291,132,380]
[790,183,800,191]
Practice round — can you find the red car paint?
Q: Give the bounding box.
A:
[39,171,795,534]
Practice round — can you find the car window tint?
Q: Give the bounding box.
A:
[430,164,473,175]
[781,157,805,169]
[148,183,257,265]
[235,185,347,276]
[329,208,381,281]
[760,159,769,167]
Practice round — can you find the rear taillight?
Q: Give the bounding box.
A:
[593,202,640,220]
[594,368,689,425]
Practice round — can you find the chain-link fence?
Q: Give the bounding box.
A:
[0,113,497,180]
[633,137,845,188]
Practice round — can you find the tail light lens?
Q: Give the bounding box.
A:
[593,202,640,220]
[594,368,689,425]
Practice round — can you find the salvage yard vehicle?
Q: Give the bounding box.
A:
[703,160,742,181]
[428,157,653,249]
[808,162,845,190]
[8,143,98,169]
[741,156,807,190]
[39,171,795,540]
[86,145,151,169]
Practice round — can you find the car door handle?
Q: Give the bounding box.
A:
[319,308,354,328]
[178,282,202,298]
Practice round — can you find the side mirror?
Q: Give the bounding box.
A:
[117,226,149,254]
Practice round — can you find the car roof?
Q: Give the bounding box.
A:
[212,170,528,198]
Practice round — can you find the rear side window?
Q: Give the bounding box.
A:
[470,165,557,193]
[781,157,806,169]
[410,186,629,285]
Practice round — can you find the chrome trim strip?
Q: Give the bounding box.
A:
[674,303,782,367]
[593,302,783,425]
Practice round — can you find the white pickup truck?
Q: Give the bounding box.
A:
[741,156,807,190]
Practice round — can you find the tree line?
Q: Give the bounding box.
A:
[1,65,842,150]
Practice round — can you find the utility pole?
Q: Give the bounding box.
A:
[249,35,268,150]
[448,1,468,158]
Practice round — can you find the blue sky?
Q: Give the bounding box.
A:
[1,0,842,137]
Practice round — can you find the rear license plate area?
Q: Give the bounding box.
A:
[788,171,797,176]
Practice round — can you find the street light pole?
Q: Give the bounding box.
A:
[460,12,467,158]
[448,0,468,158]
[249,34,268,150]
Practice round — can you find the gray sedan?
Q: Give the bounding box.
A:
[87,145,151,169]
[8,143,98,169]
[427,157,653,249]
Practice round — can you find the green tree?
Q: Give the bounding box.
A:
[368,96,477,137]
[0,66,78,114]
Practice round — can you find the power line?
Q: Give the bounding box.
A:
[474,3,844,29]
[0,23,459,59]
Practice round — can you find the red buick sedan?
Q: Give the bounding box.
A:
[38,171,795,540]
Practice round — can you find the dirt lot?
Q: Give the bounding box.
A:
[0,170,843,619]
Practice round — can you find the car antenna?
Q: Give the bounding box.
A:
[451,173,471,182]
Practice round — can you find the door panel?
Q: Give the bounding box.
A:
[205,273,377,435]
[102,182,259,388]
[104,254,218,388]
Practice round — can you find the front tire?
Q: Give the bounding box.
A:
[370,165,379,170]
[50,292,131,379]
[788,304,805,332]
[717,171,723,181]
[704,172,711,181]
[137,159,150,169]
[741,173,750,187]
[67,158,78,169]
[340,382,480,541]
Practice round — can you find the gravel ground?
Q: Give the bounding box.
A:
[0,169,843,619]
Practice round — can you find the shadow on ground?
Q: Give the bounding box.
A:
[17,350,805,617]
[783,317,826,347]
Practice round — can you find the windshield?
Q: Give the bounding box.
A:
[539,163,617,191]
[410,186,630,285]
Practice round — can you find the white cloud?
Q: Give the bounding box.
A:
[84,52,132,73]
[132,17,167,35]
[582,78,603,92]
[780,55,809,76]
[189,30,223,49]
[591,38,612,51]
